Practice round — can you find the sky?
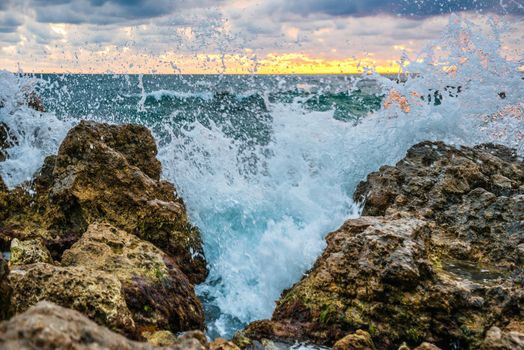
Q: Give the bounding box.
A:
[0,0,523,74]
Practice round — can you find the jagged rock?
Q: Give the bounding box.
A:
[333,330,376,350]
[353,141,524,270]
[240,142,524,350]
[0,120,20,162]
[0,176,8,222]
[5,222,204,338]
[9,238,52,266]
[62,222,205,336]
[144,331,208,348]
[1,120,207,283]
[177,331,209,348]
[7,263,136,336]
[210,338,241,350]
[0,301,207,350]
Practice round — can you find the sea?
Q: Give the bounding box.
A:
[0,15,523,339]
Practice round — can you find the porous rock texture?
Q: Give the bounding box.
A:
[62,222,205,334]
[9,238,52,266]
[237,142,524,350]
[8,263,136,334]
[0,121,207,341]
[0,301,208,350]
[0,121,206,283]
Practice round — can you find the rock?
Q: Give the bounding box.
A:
[177,331,209,348]
[413,343,442,350]
[1,121,207,283]
[0,254,10,320]
[145,331,178,346]
[9,238,52,266]
[480,326,524,350]
[145,330,208,348]
[0,301,207,350]
[354,141,524,269]
[0,176,8,223]
[241,142,524,350]
[0,123,10,162]
[333,330,376,350]
[0,122,18,162]
[62,222,205,336]
[57,120,161,180]
[26,92,45,112]
[146,330,209,349]
[210,338,242,350]
[7,263,136,336]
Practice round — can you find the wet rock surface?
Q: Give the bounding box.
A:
[62,222,205,335]
[0,121,206,283]
[9,238,52,266]
[0,123,12,162]
[0,302,207,350]
[238,142,524,350]
[0,254,10,320]
[333,330,376,350]
[353,141,524,271]
[0,121,207,341]
[8,263,136,335]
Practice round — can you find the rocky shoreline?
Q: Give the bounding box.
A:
[0,120,523,349]
[237,142,524,350]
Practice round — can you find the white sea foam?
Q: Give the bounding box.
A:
[0,14,522,340]
[127,89,214,101]
[0,71,74,188]
[156,15,524,337]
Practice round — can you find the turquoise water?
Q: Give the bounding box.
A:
[1,16,523,337]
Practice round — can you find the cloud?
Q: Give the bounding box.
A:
[0,0,9,11]
[274,0,524,18]
[0,12,23,33]
[0,0,522,73]
[23,0,222,25]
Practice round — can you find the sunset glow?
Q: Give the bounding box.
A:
[1,1,522,74]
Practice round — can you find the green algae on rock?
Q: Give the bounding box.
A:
[7,263,136,335]
[0,121,207,283]
[0,121,208,342]
[9,238,52,266]
[62,222,205,336]
[237,142,524,350]
[6,223,207,340]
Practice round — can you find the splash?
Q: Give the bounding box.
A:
[0,71,74,188]
[0,14,522,340]
[156,15,523,338]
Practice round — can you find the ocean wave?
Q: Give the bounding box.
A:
[0,14,522,340]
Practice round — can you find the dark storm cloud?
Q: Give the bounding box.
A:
[21,0,221,24]
[0,0,9,11]
[0,13,22,33]
[278,0,524,18]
